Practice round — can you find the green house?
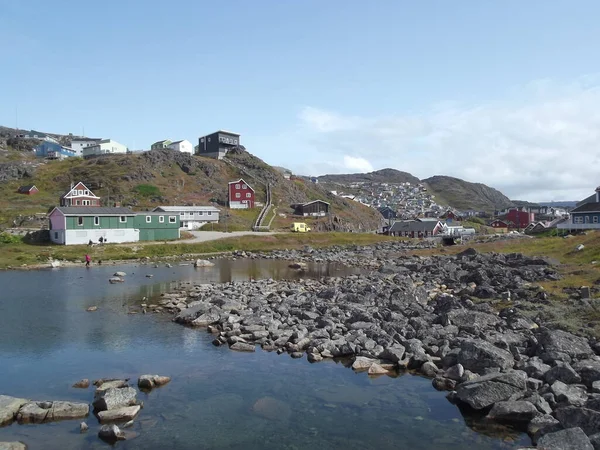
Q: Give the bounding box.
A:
[134,212,180,241]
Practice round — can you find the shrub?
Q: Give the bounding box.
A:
[134,184,161,197]
[0,232,22,244]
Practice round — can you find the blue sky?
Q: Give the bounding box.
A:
[2,0,600,201]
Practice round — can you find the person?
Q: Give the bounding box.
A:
[85,254,91,267]
[99,236,104,244]
[88,239,93,246]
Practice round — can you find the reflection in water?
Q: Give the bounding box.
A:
[0,259,529,449]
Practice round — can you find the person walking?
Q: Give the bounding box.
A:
[85,254,91,267]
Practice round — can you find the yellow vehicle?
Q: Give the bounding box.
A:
[291,222,311,232]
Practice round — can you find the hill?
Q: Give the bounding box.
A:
[0,141,382,232]
[423,175,513,211]
[317,168,421,185]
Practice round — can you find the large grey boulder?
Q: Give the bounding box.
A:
[93,387,137,411]
[545,362,582,385]
[444,310,501,330]
[574,360,600,388]
[379,345,406,363]
[138,375,171,390]
[98,424,125,443]
[537,427,593,450]
[528,414,562,441]
[551,381,588,407]
[0,443,27,450]
[93,379,129,392]
[16,401,89,423]
[487,400,540,423]
[523,357,551,379]
[0,395,28,426]
[457,339,515,374]
[555,407,600,436]
[537,329,593,362]
[97,405,141,423]
[456,370,527,410]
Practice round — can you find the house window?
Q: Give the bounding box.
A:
[207,211,212,216]
[594,216,599,224]
[585,216,590,223]
[169,216,176,223]
[78,217,84,226]
[159,216,164,223]
[180,212,184,217]
[242,184,246,189]
[235,184,240,189]
[119,216,127,223]
[235,193,241,198]
[54,232,58,239]
[146,216,151,223]
[246,193,251,198]
[76,200,80,205]
[94,216,99,226]
[84,190,89,195]
[199,211,204,216]
[574,217,583,224]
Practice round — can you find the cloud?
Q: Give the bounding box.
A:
[294,77,600,202]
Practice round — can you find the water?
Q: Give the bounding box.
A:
[0,259,529,449]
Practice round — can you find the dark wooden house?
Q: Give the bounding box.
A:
[17,184,39,195]
[292,200,330,217]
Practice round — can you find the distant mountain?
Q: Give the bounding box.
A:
[538,201,578,208]
[423,175,513,212]
[317,168,421,185]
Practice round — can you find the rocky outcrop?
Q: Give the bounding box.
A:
[0,442,27,450]
[16,401,89,424]
[93,387,137,411]
[536,427,594,450]
[0,395,28,426]
[97,405,141,423]
[455,371,527,410]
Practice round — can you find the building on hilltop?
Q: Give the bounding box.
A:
[60,182,101,207]
[35,141,76,159]
[197,130,240,160]
[292,200,330,217]
[82,139,128,158]
[167,140,193,154]
[17,184,39,195]
[228,179,254,209]
[151,140,172,150]
[152,205,220,230]
[70,137,102,156]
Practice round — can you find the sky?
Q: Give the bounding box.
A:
[1,0,600,202]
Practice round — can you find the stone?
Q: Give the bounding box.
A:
[574,360,600,388]
[420,361,439,377]
[555,407,600,436]
[80,421,88,433]
[97,405,141,423]
[456,370,527,410]
[94,379,129,392]
[581,287,592,300]
[432,377,456,391]
[16,401,89,423]
[109,277,124,284]
[444,364,464,381]
[593,381,600,394]
[367,363,389,375]
[86,306,97,312]
[0,443,27,450]
[551,381,588,407]
[589,433,600,450]
[379,345,406,363]
[93,387,137,411]
[194,259,215,268]
[114,272,127,277]
[487,400,540,423]
[545,362,582,385]
[252,397,291,422]
[73,379,90,389]
[0,395,29,426]
[352,356,376,371]
[230,342,255,352]
[138,375,171,390]
[537,329,593,362]
[524,357,551,379]
[537,427,593,450]
[527,414,561,439]
[98,424,126,443]
[457,339,515,374]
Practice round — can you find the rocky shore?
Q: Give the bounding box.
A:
[150,243,600,448]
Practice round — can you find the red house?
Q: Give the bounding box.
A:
[60,182,101,207]
[228,178,254,209]
[17,184,39,195]
[505,208,534,229]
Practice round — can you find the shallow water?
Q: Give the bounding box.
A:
[0,259,529,449]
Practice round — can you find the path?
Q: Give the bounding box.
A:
[178,230,279,244]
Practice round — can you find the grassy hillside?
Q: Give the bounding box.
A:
[0,146,382,232]
[423,175,513,212]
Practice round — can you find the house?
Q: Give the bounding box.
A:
[82,139,128,158]
[274,167,292,180]
[17,184,39,195]
[292,200,330,217]
[197,131,240,160]
[35,141,76,159]
[167,140,193,154]
[387,220,444,238]
[505,208,534,229]
[558,186,600,231]
[490,219,509,233]
[60,182,101,207]
[310,177,319,184]
[48,207,138,245]
[524,222,548,235]
[19,130,57,142]
[70,137,102,156]
[134,212,180,241]
[228,179,255,209]
[378,206,397,221]
[441,209,462,221]
[152,206,220,230]
[151,140,172,150]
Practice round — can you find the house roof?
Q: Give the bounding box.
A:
[71,137,101,142]
[18,184,37,191]
[228,179,254,191]
[169,140,185,145]
[152,140,171,145]
[152,206,220,212]
[52,207,135,216]
[389,220,441,233]
[60,182,99,199]
[301,200,330,207]
[571,202,600,214]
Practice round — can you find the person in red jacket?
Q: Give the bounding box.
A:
[85,254,91,267]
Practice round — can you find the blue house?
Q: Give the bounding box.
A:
[558,187,600,231]
[35,141,76,160]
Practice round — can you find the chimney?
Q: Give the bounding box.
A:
[596,186,600,203]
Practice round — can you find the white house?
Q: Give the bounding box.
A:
[82,139,128,158]
[152,206,220,230]
[70,137,102,156]
[168,140,193,154]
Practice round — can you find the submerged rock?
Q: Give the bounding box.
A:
[72,379,90,389]
[252,397,291,421]
[194,259,215,268]
[98,424,126,443]
[138,375,171,390]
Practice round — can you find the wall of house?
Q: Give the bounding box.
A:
[572,212,600,225]
[63,228,139,245]
[168,140,193,154]
[49,210,66,231]
[134,214,180,240]
[71,140,100,156]
[65,215,134,229]
[229,182,254,208]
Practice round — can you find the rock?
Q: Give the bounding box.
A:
[80,421,88,433]
[555,407,600,436]
[352,356,376,371]
[528,414,561,439]
[581,287,592,300]
[97,405,141,423]
[94,379,129,392]
[379,345,406,364]
[194,259,215,267]
[16,401,89,423]
[50,260,61,268]
[252,397,291,421]
[551,381,588,407]
[487,400,541,423]
[73,379,90,389]
[524,357,551,379]
[93,387,137,411]
[444,364,465,381]
[537,329,593,362]
[109,277,124,284]
[545,362,582,385]
[98,424,126,443]
[420,361,439,377]
[368,363,389,375]
[457,339,515,374]
[456,370,527,410]
[86,306,97,312]
[0,443,27,450]
[230,342,255,352]
[537,427,593,450]
[576,244,586,251]
[432,377,457,391]
[138,375,171,390]
[114,271,127,277]
[574,360,600,388]
[0,395,29,426]
[593,381,600,394]
[589,433,600,450]
[288,262,307,270]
